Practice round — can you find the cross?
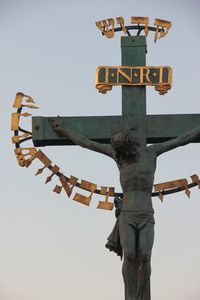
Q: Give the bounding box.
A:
[31,35,200,300]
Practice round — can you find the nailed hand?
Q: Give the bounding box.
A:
[48,117,64,137]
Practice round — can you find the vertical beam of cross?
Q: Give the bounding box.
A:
[121,36,150,300]
[121,36,146,115]
[121,36,147,147]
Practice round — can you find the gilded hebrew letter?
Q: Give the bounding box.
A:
[59,175,78,197]
[154,18,172,42]
[45,165,60,184]
[53,185,62,194]
[131,16,149,36]
[97,186,114,210]
[11,113,20,131]
[154,178,190,199]
[11,112,32,132]
[158,192,164,202]
[191,174,200,189]
[96,18,115,38]
[12,132,31,144]
[11,111,32,143]
[35,150,52,175]
[13,92,37,109]
[73,180,97,206]
[14,147,38,167]
[116,16,127,34]
[13,92,24,109]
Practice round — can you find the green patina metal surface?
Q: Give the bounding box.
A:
[32,36,200,148]
[32,114,200,146]
[121,36,146,116]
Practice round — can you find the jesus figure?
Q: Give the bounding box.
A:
[50,118,200,300]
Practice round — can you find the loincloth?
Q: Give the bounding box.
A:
[105,211,154,259]
[105,218,122,259]
[120,210,155,231]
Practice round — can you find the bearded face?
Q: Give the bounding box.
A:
[111,131,140,163]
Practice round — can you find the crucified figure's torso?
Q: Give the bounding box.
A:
[117,149,156,213]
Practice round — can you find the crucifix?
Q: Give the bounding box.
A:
[11,17,200,300]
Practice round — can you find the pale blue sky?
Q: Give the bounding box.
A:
[1,0,200,299]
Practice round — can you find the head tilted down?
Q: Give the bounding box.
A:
[111,130,140,164]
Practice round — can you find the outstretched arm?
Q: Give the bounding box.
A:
[49,118,113,158]
[149,126,200,156]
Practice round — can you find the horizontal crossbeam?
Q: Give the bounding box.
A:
[32,114,200,147]
[145,114,200,143]
[32,116,127,146]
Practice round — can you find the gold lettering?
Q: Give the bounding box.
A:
[14,147,38,167]
[154,178,190,198]
[45,165,60,184]
[96,17,172,42]
[96,21,103,32]
[35,150,52,166]
[116,16,127,34]
[80,179,97,192]
[73,193,92,206]
[154,178,185,191]
[191,174,200,189]
[158,67,163,84]
[73,180,97,206]
[13,92,36,109]
[140,67,152,84]
[13,93,24,109]
[118,68,132,83]
[96,18,115,38]
[105,67,109,83]
[12,132,30,144]
[53,185,62,194]
[154,19,172,42]
[11,113,19,131]
[35,150,52,175]
[60,175,78,197]
[23,104,39,109]
[159,192,164,202]
[35,165,47,176]
[11,111,32,132]
[97,187,114,210]
[131,16,149,36]
[96,66,172,95]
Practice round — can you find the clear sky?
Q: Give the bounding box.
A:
[1,0,200,299]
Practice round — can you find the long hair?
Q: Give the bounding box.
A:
[111,130,140,164]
